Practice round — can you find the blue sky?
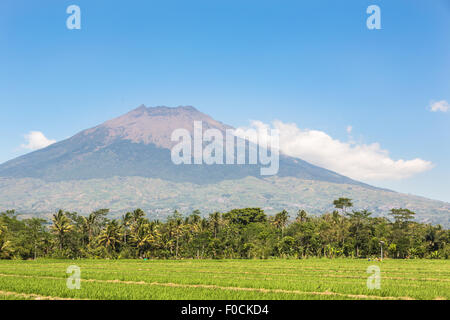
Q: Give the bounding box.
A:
[1,0,449,201]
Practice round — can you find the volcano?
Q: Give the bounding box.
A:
[0,105,449,226]
[0,105,365,185]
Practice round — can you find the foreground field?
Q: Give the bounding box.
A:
[0,259,448,300]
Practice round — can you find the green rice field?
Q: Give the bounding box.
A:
[0,259,448,300]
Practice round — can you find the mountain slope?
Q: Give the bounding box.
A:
[0,105,448,226]
[0,105,368,186]
[0,176,449,227]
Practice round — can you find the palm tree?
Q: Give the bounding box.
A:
[98,220,122,254]
[273,210,289,238]
[187,210,201,225]
[0,223,12,259]
[166,211,185,259]
[121,212,132,244]
[209,212,221,238]
[82,209,109,244]
[51,210,74,250]
[131,209,145,225]
[296,210,308,223]
[347,210,372,256]
[173,219,185,259]
[83,214,96,242]
[131,221,160,258]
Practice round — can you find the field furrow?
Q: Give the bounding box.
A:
[0,259,448,300]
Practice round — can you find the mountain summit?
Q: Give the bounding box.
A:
[84,105,232,149]
[0,105,449,226]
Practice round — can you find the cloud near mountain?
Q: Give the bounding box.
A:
[235,120,434,181]
[21,131,56,150]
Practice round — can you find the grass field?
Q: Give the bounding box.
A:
[0,259,448,300]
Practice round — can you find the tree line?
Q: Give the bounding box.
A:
[0,198,448,260]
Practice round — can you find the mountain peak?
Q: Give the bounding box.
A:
[132,105,198,111]
[82,105,230,149]
[132,104,147,112]
[128,105,200,117]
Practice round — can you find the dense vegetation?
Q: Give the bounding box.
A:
[1,198,449,260]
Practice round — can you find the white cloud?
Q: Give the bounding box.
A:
[235,121,434,181]
[346,125,353,134]
[430,100,449,113]
[21,131,56,150]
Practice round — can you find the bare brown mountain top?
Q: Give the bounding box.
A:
[81,105,232,149]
